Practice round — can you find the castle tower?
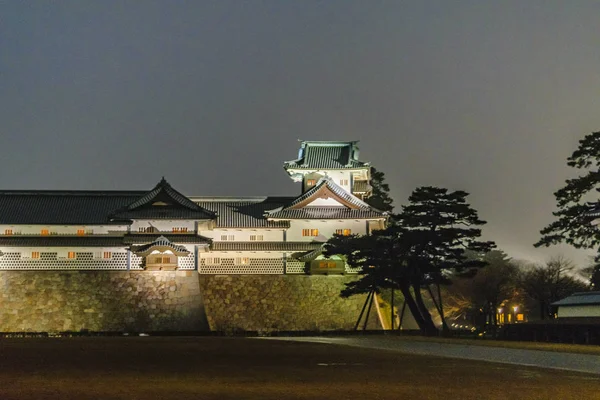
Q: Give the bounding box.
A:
[283,141,372,199]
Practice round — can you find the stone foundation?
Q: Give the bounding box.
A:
[200,275,377,332]
[0,271,207,332]
[0,272,379,333]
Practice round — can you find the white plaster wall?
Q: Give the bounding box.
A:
[0,225,129,235]
[558,305,600,318]
[286,220,369,241]
[201,229,285,241]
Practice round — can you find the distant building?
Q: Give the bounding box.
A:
[552,292,600,318]
[0,141,387,275]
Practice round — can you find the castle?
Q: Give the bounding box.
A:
[0,141,387,333]
[0,141,386,276]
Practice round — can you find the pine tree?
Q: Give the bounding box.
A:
[365,167,394,212]
[535,131,600,257]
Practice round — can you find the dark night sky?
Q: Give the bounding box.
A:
[1,1,600,265]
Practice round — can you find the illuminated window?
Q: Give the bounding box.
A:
[235,257,250,265]
[306,179,316,187]
[335,229,352,236]
[4,229,12,235]
[205,257,221,265]
[77,229,85,236]
[31,251,40,259]
[172,227,188,233]
[319,261,337,269]
[67,251,76,259]
[250,234,263,241]
[220,234,235,241]
[103,251,112,259]
[41,229,49,236]
[302,229,319,237]
[517,313,524,322]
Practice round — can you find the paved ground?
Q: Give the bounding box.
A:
[1,336,599,400]
[267,335,600,374]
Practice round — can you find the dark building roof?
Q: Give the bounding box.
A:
[552,292,600,307]
[123,234,211,244]
[195,197,293,228]
[266,207,385,220]
[284,141,369,170]
[211,241,323,252]
[0,179,215,225]
[0,191,143,225]
[0,236,127,247]
[110,178,215,220]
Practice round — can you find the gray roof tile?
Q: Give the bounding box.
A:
[123,234,211,244]
[0,191,143,225]
[284,141,369,170]
[552,292,600,306]
[211,241,323,251]
[195,198,293,228]
[0,236,126,247]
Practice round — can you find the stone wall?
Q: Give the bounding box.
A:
[0,271,207,332]
[200,275,379,332]
[0,272,381,333]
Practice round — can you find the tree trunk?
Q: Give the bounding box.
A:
[412,283,438,335]
[399,285,428,332]
[427,284,450,335]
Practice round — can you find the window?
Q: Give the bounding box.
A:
[335,229,352,236]
[302,229,319,237]
[340,179,349,186]
[250,234,263,241]
[67,251,76,259]
[31,251,40,259]
[220,234,235,241]
[103,251,112,259]
[138,227,157,233]
[205,257,221,265]
[4,229,12,235]
[319,261,337,269]
[77,229,85,236]
[235,257,250,265]
[172,227,188,233]
[41,229,49,236]
[306,179,316,187]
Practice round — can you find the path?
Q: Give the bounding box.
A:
[263,336,600,375]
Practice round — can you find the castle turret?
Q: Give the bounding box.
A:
[283,141,372,199]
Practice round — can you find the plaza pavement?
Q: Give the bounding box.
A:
[262,335,600,375]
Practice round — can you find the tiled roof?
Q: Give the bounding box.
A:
[194,197,293,228]
[293,247,324,261]
[0,191,143,225]
[266,178,385,220]
[0,236,127,247]
[130,235,190,256]
[286,177,375,210]
[111,178,215,220]
[353,180,372,193]
[110,208,216,220]
[552,292,600,306]
[123,234,211,244]
[211,241,323,252]
[267,207,385,220]
[284,141,369,170]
